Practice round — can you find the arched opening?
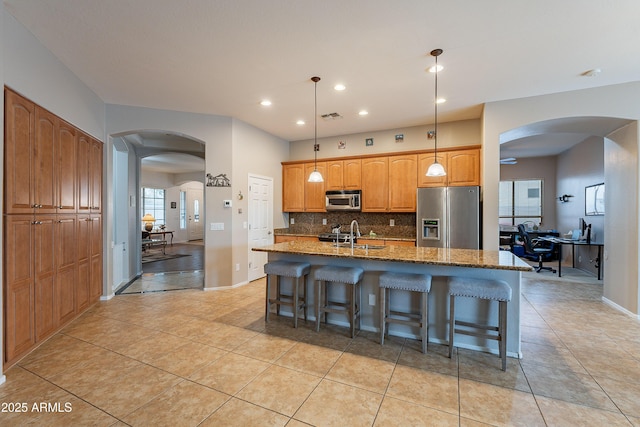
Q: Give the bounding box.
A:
[110,130,206,294]
[497,115,637,313]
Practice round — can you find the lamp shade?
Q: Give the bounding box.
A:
[308,170,324,182]
[426,161,446,177]
[142,213,156,222]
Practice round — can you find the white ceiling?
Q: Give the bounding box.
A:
[5,0,640,167]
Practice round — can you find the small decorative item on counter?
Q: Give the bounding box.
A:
[369,231,377,237]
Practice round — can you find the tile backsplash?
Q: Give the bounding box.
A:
[284,212,416,238]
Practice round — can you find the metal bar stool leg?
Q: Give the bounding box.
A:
[265,274,271,322]
[448,294,455,359]
[379,286,386,345]
[421,292,429,354]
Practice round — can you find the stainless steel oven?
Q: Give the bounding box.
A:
[325,190,361,211]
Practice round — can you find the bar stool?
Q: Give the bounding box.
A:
[264,261,311,328]
[314,265,364,338]
[448,277,512,371]
[379,272,432,353]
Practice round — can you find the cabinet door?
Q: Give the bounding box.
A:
[4,216,36,365]
[343,159,362,189]
[90,138,103,213]
[325,160,344,191]
[34,108,57,213]
[418,152,448,187]
[76,214,91,312]
[77,133,91,212]
[389,154,417,212]
[361,157,388,212]
[447,148,480,186]
[89,216,103,301]
[57,121,77,212]
[56,215,77,325]
[34,216,57,341]
[304,162,326,212]
[282,164,305,212]
[4,89,35,214]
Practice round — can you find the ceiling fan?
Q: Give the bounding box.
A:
[500,157,518,165]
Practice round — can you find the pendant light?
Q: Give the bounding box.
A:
[426,48,446,177]
[308,76,324,182]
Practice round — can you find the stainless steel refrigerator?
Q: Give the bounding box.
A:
[417,186,480,249]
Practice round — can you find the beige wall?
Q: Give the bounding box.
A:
[500,156,558,230]
[289,119,480,161]
[484,82,640,315]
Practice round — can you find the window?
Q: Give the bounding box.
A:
[499,179,543,227]
[141,188,166,228]
[179,191,187,229]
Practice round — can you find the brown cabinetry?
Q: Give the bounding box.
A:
[274,235,319,243]
[326,159,361,191]
[418,148,480,187]
[361,157,389,212]
[78,133,103,213]
[282,163,305,212]
[304,162,326,212]
[3,88,103,367]
[388,154,417,212]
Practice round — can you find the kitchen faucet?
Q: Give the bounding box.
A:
[350,219,361,249]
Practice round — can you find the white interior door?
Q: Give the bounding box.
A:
[187,189,204,240]
[248,175,273,281]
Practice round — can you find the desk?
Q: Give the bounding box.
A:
[142,238,167,254]
[148,230,174,245]
[541,238,604,280]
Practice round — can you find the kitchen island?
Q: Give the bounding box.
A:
[253,241,532,358]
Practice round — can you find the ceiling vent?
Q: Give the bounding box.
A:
[321,112,343,120]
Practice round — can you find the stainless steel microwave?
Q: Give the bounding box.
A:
[326,190,361,211]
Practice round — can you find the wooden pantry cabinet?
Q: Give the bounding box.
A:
[3,88,103,367]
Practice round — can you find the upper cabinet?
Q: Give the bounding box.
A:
[282,163,305,212]
[304,162,326,212]
[282,146,480,212]
[388,154,417,212]
[418,148,480,188]
[361,157,388,212]
[326,159,361,191]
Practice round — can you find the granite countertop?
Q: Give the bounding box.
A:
[253,241,533,271]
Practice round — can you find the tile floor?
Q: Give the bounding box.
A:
[1,268,639,426]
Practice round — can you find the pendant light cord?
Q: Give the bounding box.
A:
[434,53,438,160]
[314,77,318,169]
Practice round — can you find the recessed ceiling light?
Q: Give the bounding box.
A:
[260,100,272,106]
[334,84,346,91]
[436,97,446,104]
[428,65,443,73]
[358,110,369,116]
[296,120,305,125]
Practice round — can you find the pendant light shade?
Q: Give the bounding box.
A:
[426,49,447,177]
[308,76,324,182]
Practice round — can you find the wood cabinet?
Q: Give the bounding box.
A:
[326,159,361,191]
[282,146,480,212]
[418,148,480,187]
[282,163,305,212]
[388,154,417,212]
[304,162,326,212]
[357,238,415,247]
[3,88,103,367]
[361,157,389,212]
[78,133,103,213]
[4,216,36,364]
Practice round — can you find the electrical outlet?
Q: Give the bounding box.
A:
[368,294,376,306]
[235,263,240,271]
[390,219,395,226]
[322,218,327,225]
[290,218,295,225]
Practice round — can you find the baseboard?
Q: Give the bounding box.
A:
[602,296,639,319]
[204,280,249,291]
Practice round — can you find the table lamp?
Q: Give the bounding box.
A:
[142,213,156,231]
